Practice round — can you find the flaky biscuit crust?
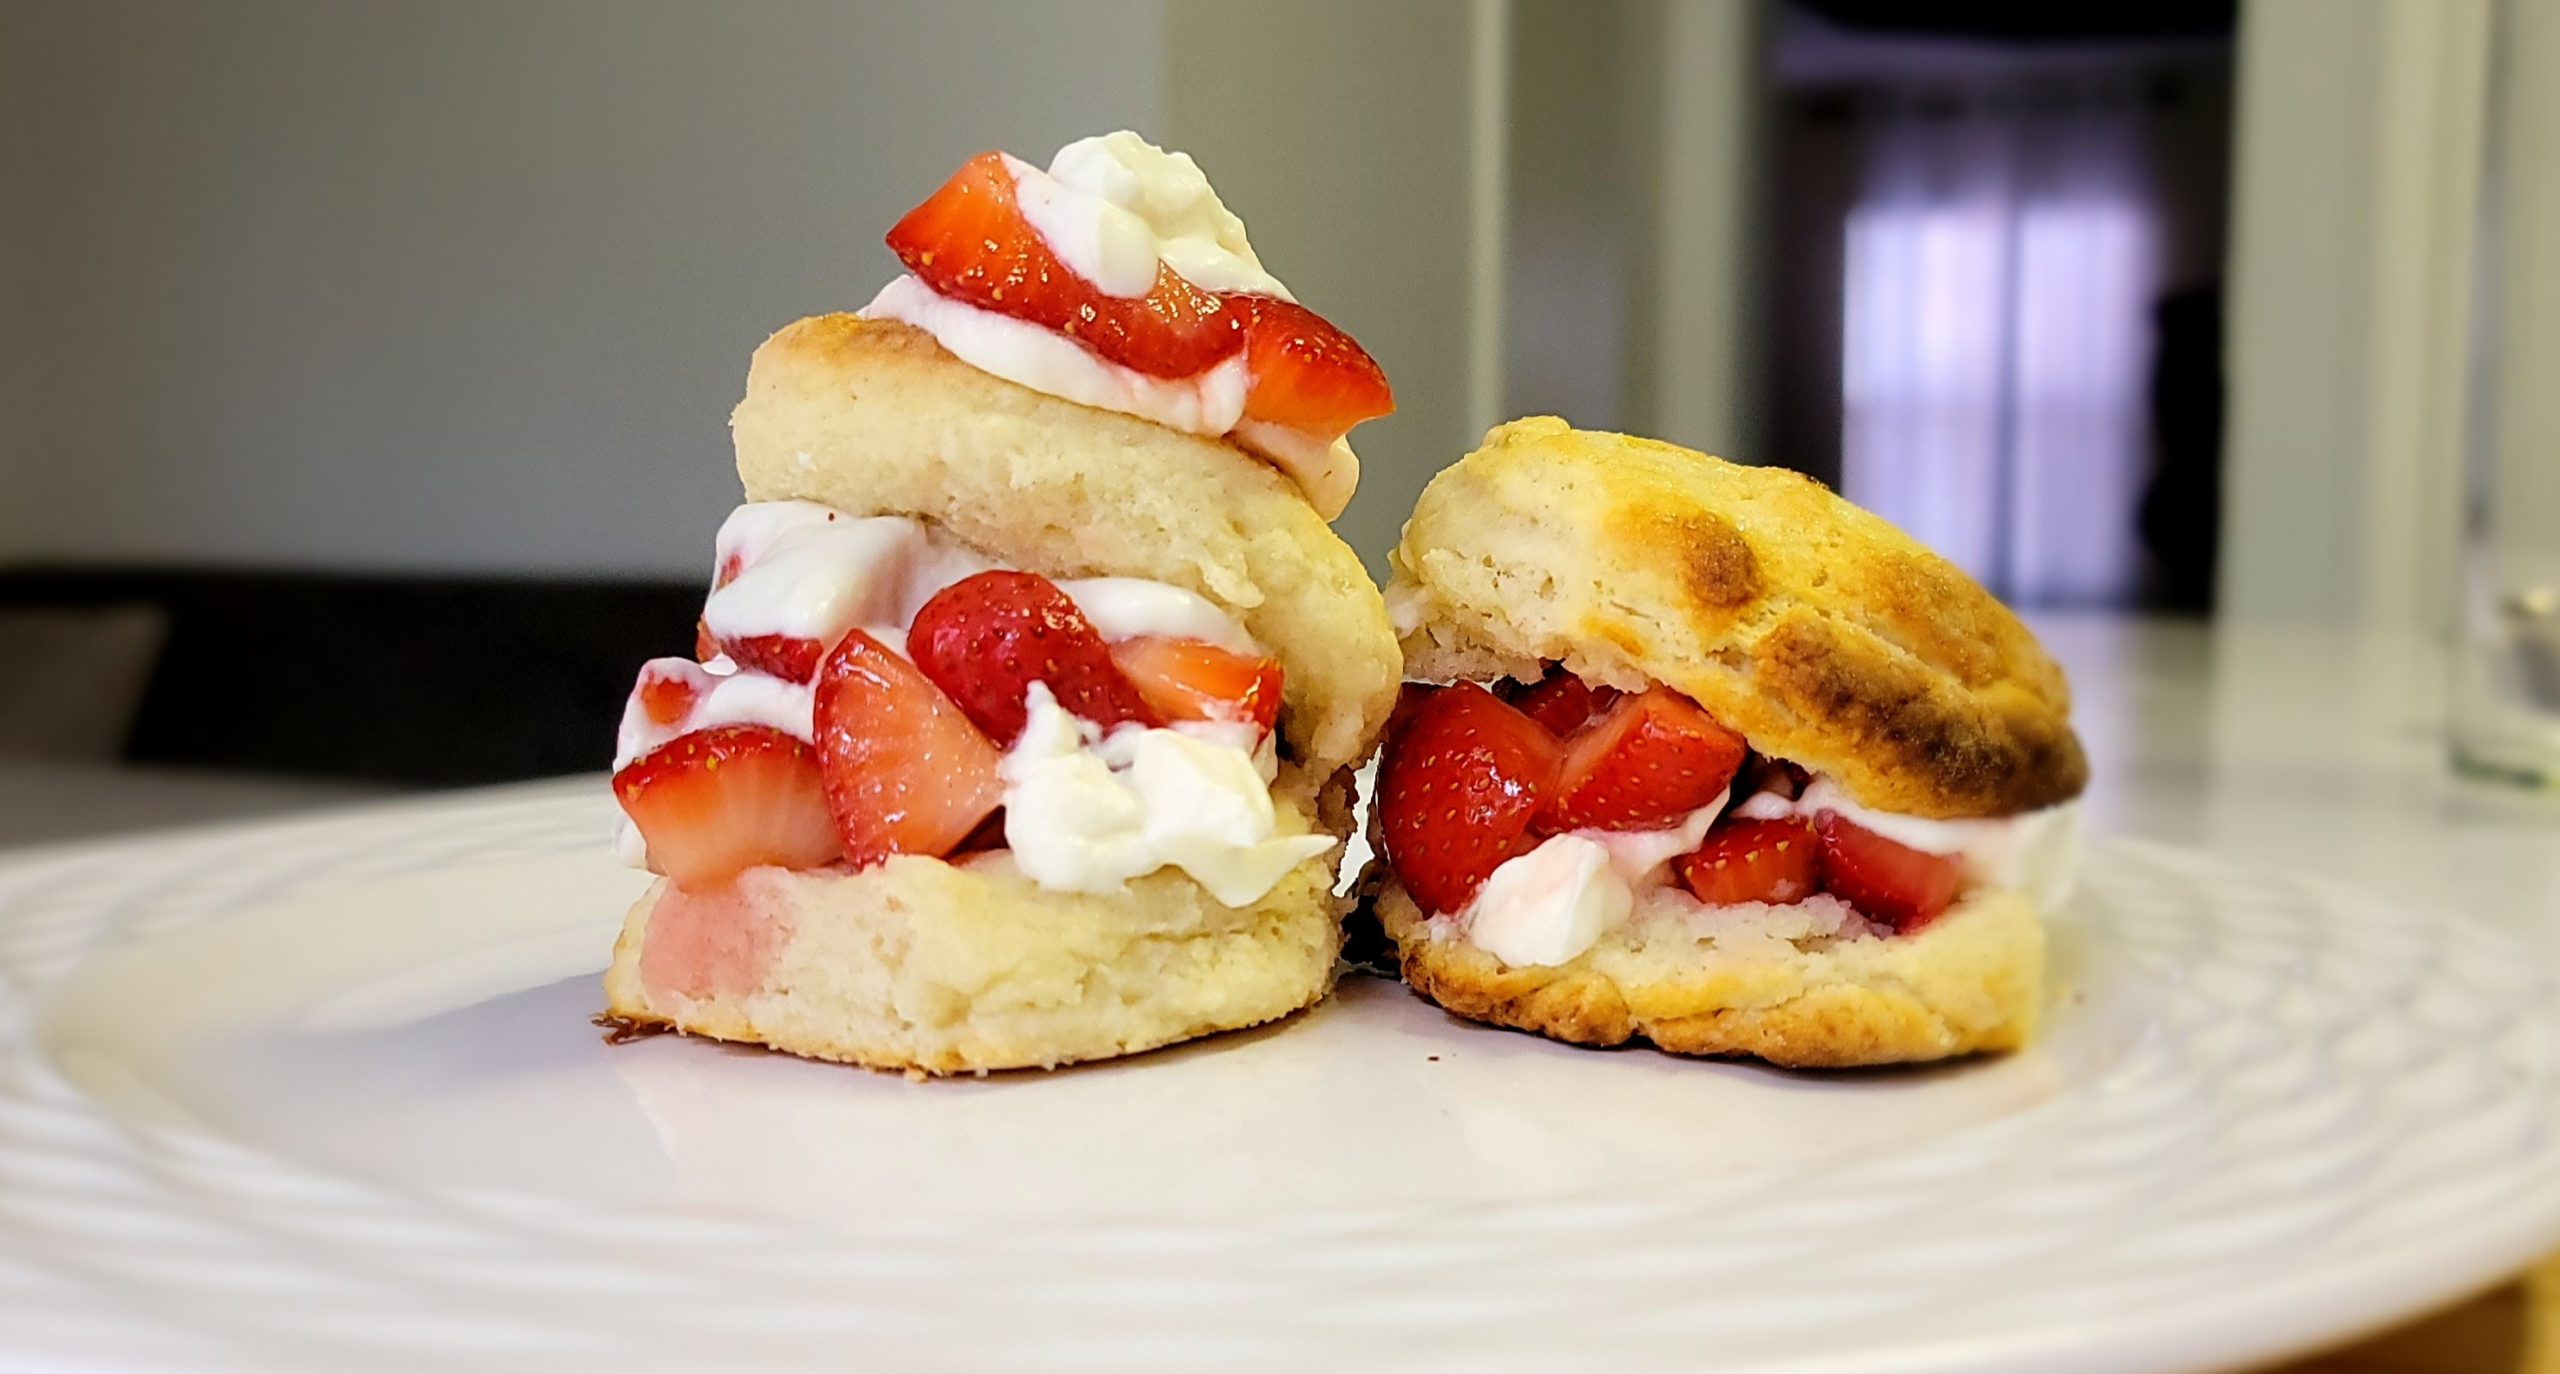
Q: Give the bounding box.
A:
[1375,877,2042,1068]
[605,841,1346,1075]
[730,315,1399,783]
[1389,417,2087,818]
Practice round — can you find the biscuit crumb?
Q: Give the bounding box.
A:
[592,1011,666,1045]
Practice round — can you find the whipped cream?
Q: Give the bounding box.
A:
[1731,778,2083,912]
[860,132,1361,518]
[703,501,992,649]
[1464,836,1630,968]
[1056,576,1258,654]
[618,503,1301,903]
[1000,684,1330,907]
[862,275,1253,436]
[1448,772,2083,970]
[698,503,1246,660]
[1013,133,1291,301]
[1453,793,1726,969]
[614,658,817,771]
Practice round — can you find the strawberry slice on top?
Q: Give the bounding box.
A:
[1544,687,1746,832]
[1234,297,1395,442]
[887,151,1241,378]
[907,570,1158,744]
[613,724,844,891]
[886,152,1393,445]
[1375,682,1563,915]
[813,629,1005,867]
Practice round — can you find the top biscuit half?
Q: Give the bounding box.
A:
[731,314,1402,785]
[1387,417,2088,818]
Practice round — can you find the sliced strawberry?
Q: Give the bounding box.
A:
[1110,636,1283,735]
[907,570,1158,742]
[1235,296,1394,440]
[886,151,1242,377]
[813,629,1004,867]
[1545,687,1746,832]
[633,660,704,731]
[693,618,718,663]
[1385,681,1439,741]
[887,153,1392,441]
[715,551,746,588]
[1501,666,1622,737]
[1676,818,1820,907]
[612,725,843,890]
[1815,812,1965,931]
[1375,682,1564,915]
[716,633,824,684]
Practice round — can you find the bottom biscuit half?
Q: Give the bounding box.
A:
[603,852,1343,1075]
[1375,877,2042,1068]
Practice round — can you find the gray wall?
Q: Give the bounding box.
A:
[1,0,1162,576]
[1163,0,1491,571]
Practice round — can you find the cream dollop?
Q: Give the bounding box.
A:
[1016,133,1292,301]
[1731,778,2084,911]
[999,684,1330,907]
[858,132,1361,518]
[860,275,1253,437]
[1463,836,1630,968]
[1455,793,1727,969]
[616,504,1286,891]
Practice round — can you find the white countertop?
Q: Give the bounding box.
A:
[2034,613,2560,949]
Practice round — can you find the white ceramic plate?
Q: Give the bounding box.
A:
[0,785,2556,1374]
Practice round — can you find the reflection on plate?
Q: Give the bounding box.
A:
[0,788,2555,1374]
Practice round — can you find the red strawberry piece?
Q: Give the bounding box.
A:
[693,618,719,663]
[634,661,703,730]
[886,151,1243,378]
[612,725,844,891]
[1375,681,1563,915]
[716,633,824,684]
[1502,666,1622,738]
[1545,687,1746,832]
[1109,636,1284,735]
[1234,296,1395,441]
[886,153,1393,443]
[1815,812,1965,931]
[714,551,746,588]
[812,629,1005,867]
[907,570,1158,742]
[1385,681,1440,741]
[1675,818,1820,907]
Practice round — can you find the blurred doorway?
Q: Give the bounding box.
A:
[1758,2,2237,612]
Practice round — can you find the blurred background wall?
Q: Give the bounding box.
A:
[0,0,2537,794]
[0,0,1164,578]
[0,0,1496,580]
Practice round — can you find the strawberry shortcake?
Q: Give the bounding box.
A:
[1365,418,2088,1068]
[601,133,1401,1074]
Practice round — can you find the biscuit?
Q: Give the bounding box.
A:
[1373,874,2041,1068]
[1388,417,2086,818]
[732,314,1400,784]
[606,831,1343,1075]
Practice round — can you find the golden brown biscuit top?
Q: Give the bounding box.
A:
[1388,417,2087,818]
